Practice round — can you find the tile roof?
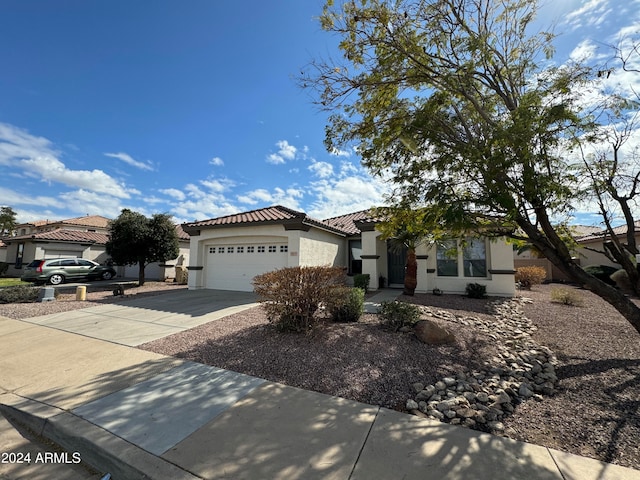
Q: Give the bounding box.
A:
[59,215,111,228]
[182,205,354,235]
[175,224,190,240]
[7,229,109,244]
[18,215,110,229]
[184,205,303,228]
[577,221,640,242]
[322,209,379,235]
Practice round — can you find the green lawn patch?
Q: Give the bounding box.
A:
[0,278,31,287]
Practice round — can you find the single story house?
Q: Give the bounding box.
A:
[2,215,190,281]
[182,205,516,296]
[575,221,640,269]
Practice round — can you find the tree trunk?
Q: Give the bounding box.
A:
[404,248,418,296]
[138,261,146,286]
[523,224,640,336]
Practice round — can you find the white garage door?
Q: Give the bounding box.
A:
[205,243,288,291]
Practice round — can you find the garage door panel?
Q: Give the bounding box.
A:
[205,243,288,291]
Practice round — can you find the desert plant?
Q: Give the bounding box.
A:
[252,266,346,332]
[353,273,370,292]
[515,266,547,289]
[378,300,422,331]
[0,285,40,304]
[550,287,583,306]
[465,282,487,298]
[328,286,364,323]
[583,265,618,286]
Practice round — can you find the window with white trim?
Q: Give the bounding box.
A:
[268,245,277,253]
[247,246,255,253]
[218,247,225,253]
[237,246,244,253]
[209,247,216,254]
[227,246,234,253]
[280,245,288,253]
[258,246,265,253]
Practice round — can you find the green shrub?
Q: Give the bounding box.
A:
[583,265,618,286]
[465,282,487,298]
[550,287,583,306]
[329,287,364,323]
[252,266,346,332]
[0,262,8,276]
[515,266,547,289]
[353,273,370,292]
[378,300,422,331]
[0,285,40,304]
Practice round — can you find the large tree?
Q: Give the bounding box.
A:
[0,206,17,236]
[302,0,640,334]
[106,209,179,286]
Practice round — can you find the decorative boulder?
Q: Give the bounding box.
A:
[413,319,455,345]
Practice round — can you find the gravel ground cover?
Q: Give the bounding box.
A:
[3,282,638,470]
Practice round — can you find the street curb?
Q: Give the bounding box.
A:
[0,397,201,480]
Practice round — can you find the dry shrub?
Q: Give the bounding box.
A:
[550,287,583,306]
[515,266,547,289]
[252,266,346,332]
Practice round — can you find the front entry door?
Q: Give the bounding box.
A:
[387,244,407,287]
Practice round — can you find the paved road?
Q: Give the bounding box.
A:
[0,414,103,480]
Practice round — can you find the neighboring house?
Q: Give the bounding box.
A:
[182,205,516,296]
[0,239,7,263]
[3,215,190,281]
[575,221,640,269]
[513,225,602,282]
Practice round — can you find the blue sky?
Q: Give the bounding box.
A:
[0,0,638,225]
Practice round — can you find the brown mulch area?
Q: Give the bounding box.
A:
[505,284,640,470]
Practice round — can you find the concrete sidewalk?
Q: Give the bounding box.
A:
[1,315,638,479]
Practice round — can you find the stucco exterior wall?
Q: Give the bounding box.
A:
[298,228,345,268]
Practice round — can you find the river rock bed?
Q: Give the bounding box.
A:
[406,297,558,434]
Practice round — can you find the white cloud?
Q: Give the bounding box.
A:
[563,0,612,31]
[266,140,298,164]
[58,189,125,218]
[0,186,63,209]
[210,156,224,166]
[237,187,303,210]
[0,123,134,199]
[160,188,186,201]
[569,39,598,62]
[306,161,390,219]
[330,147,352,158]
[200,178,235,193]
[104,152,154,171]
[308,160,335,179]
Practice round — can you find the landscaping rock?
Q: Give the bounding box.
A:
[406,297,558,436]
[413,319,455,344]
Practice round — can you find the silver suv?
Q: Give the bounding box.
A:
[21,258,116,285]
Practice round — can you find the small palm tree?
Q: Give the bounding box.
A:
[376,207,433,296]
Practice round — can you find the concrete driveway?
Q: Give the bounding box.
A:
[21,289,258,347]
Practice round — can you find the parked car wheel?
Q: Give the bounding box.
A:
[48,274,65,285]
[100,270,114,280]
